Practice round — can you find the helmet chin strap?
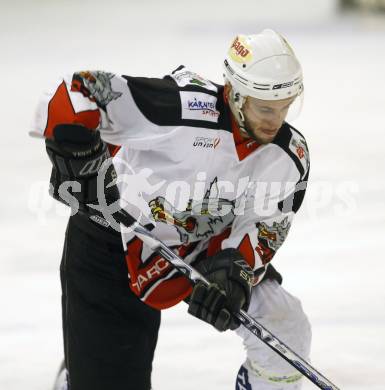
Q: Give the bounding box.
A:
[228,89,259,142]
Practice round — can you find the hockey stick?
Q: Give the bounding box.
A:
[90,207,340,390]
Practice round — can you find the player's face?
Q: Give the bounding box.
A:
[241,96,297,144]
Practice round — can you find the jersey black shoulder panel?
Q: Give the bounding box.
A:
[122,75,181,125]
[122,67,232,132]
[274,123,310,214]
[272,122,310,178]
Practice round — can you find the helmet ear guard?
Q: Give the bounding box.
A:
[225,82,246,130]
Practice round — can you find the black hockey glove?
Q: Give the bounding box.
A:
[187,248,253,332]
[45,124,118,213]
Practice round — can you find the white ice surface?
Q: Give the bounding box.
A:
[1,1,385,389]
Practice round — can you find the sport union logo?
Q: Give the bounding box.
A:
[193,136,220,149]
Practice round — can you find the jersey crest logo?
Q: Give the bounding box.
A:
[255,217,291,264]
[149,178,236,244]
[71,71,122,109]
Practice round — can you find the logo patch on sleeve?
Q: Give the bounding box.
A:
[180,91,220,123]
[289,132,309,172]
[170,69,218,92]
[71,71,122,110]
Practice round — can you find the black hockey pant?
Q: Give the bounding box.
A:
[60,215,161,390]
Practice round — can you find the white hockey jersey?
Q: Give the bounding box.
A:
[31,67,310,309]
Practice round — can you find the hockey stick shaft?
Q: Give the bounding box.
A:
[109,208,340,390]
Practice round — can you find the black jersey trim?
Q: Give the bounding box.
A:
[122,75,232,133]
[278,168,309,214]
[272,123,306,178]
[273,123,310,214]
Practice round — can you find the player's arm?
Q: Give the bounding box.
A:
[30,70,176,145]
[30,70,152,213]
[44,124,119,214]
[185,199,293,332]
[221,144,310,285]
[188,143,310,331]
[30,73,117,211]
[30,73,102,140]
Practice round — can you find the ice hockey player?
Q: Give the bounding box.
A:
[31,29,312,390]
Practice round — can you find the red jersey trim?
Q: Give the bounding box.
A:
[230,115,261,161]
[44,81,100,138]
[125,237,193,310]
[237,233,256,269]
[222,89,260,161]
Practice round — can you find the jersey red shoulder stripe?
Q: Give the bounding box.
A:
[44,81,100,138]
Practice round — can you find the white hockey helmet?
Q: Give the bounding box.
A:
[223,29,303,101]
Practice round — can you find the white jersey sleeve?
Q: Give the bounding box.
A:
[30,70,182,147]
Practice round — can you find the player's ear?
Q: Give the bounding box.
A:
[224,83,232,103]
